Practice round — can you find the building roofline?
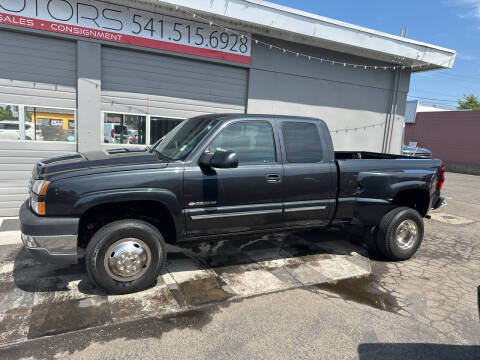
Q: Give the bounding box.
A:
[135,0,456,70]
[245,0,455,55]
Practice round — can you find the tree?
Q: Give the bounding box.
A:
[0,105,14,121]
[457,94,480,110]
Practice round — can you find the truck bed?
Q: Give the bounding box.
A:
[335,151,412,160]
[332,150,443,226]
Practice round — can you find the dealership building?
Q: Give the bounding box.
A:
[0,0,456,216]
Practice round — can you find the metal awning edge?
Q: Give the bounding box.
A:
[130,0,457,69]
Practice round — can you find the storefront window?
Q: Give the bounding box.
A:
[150,116,183,144]
[25,107,76,142]
[0,104,21,140]
[104,113,146,145]
[0,104,75,142]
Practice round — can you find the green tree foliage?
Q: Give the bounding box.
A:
[0,105,15,121]
[457,94,480,110]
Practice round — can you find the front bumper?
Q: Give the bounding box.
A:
[19,201,79,264]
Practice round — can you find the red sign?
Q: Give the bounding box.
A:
[0,0,251,64]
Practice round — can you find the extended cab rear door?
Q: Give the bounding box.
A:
[278,119,337,227]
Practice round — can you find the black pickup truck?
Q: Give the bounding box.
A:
[20,114,445,293]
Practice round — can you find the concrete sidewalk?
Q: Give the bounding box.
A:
[0,217,20,233]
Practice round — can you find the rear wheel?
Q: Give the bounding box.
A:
[375,207,424,261]
[86,219,166,294]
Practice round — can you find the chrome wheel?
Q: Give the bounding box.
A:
[395,220,418,250]
[104,238,152,281]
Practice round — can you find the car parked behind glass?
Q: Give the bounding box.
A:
[402,144,432,158]
[0,120,37,140]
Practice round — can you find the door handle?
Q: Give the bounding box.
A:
[266,174,282,184]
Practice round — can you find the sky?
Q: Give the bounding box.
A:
[268,0,480,109]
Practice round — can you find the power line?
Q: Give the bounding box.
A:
[412,99,455,105]
[413,102,456,109]
[407,95,458,103]
[409,93,458,100]
[407,88,463,98]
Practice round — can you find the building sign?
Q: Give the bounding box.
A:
[0,0,251,64]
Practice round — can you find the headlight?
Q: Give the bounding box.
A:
[29,179,50,215]
[31,180,50,195]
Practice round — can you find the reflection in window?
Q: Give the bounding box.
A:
[150,116,182,144]
[0,104,75,142]
[208,121,276,164]
[152,116,219,161]
[0,104,21,140]
[25,107,76,142]
[104,113,146,145]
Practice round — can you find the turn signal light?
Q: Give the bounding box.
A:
[30,180,50,215]
[40,181,50,195]
[30,197,46,216]
[37,202,46,215]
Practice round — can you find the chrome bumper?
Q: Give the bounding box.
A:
[21,233,78,265]
[19,201,79,265]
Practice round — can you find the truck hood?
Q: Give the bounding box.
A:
[33,148,166,178]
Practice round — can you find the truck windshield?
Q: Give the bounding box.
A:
[150,116,219,161]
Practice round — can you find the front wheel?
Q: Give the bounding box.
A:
[86,219,166,294]
[375,207,424,261]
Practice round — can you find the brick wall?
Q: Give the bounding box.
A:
[405,111,480,174]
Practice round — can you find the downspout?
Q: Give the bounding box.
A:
[387,69,401,153]
[382,69,401,153]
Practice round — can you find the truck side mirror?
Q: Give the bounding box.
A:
[199,150,238,169]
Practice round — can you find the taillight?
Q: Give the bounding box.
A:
[111,129,114,138]
[439,165,445,190]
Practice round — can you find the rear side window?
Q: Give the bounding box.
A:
[282,122,323,163]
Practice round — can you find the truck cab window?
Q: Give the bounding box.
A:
[282,121,323,163]
[208,121,276,164]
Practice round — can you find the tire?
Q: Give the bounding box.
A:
[86,219,166,294]
[375,207,424,261]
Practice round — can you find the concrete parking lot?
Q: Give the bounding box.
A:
[0,172,479,359]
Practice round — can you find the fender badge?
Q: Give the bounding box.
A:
[188,201,217,207]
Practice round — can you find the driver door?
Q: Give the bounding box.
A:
[183,119,284,238]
